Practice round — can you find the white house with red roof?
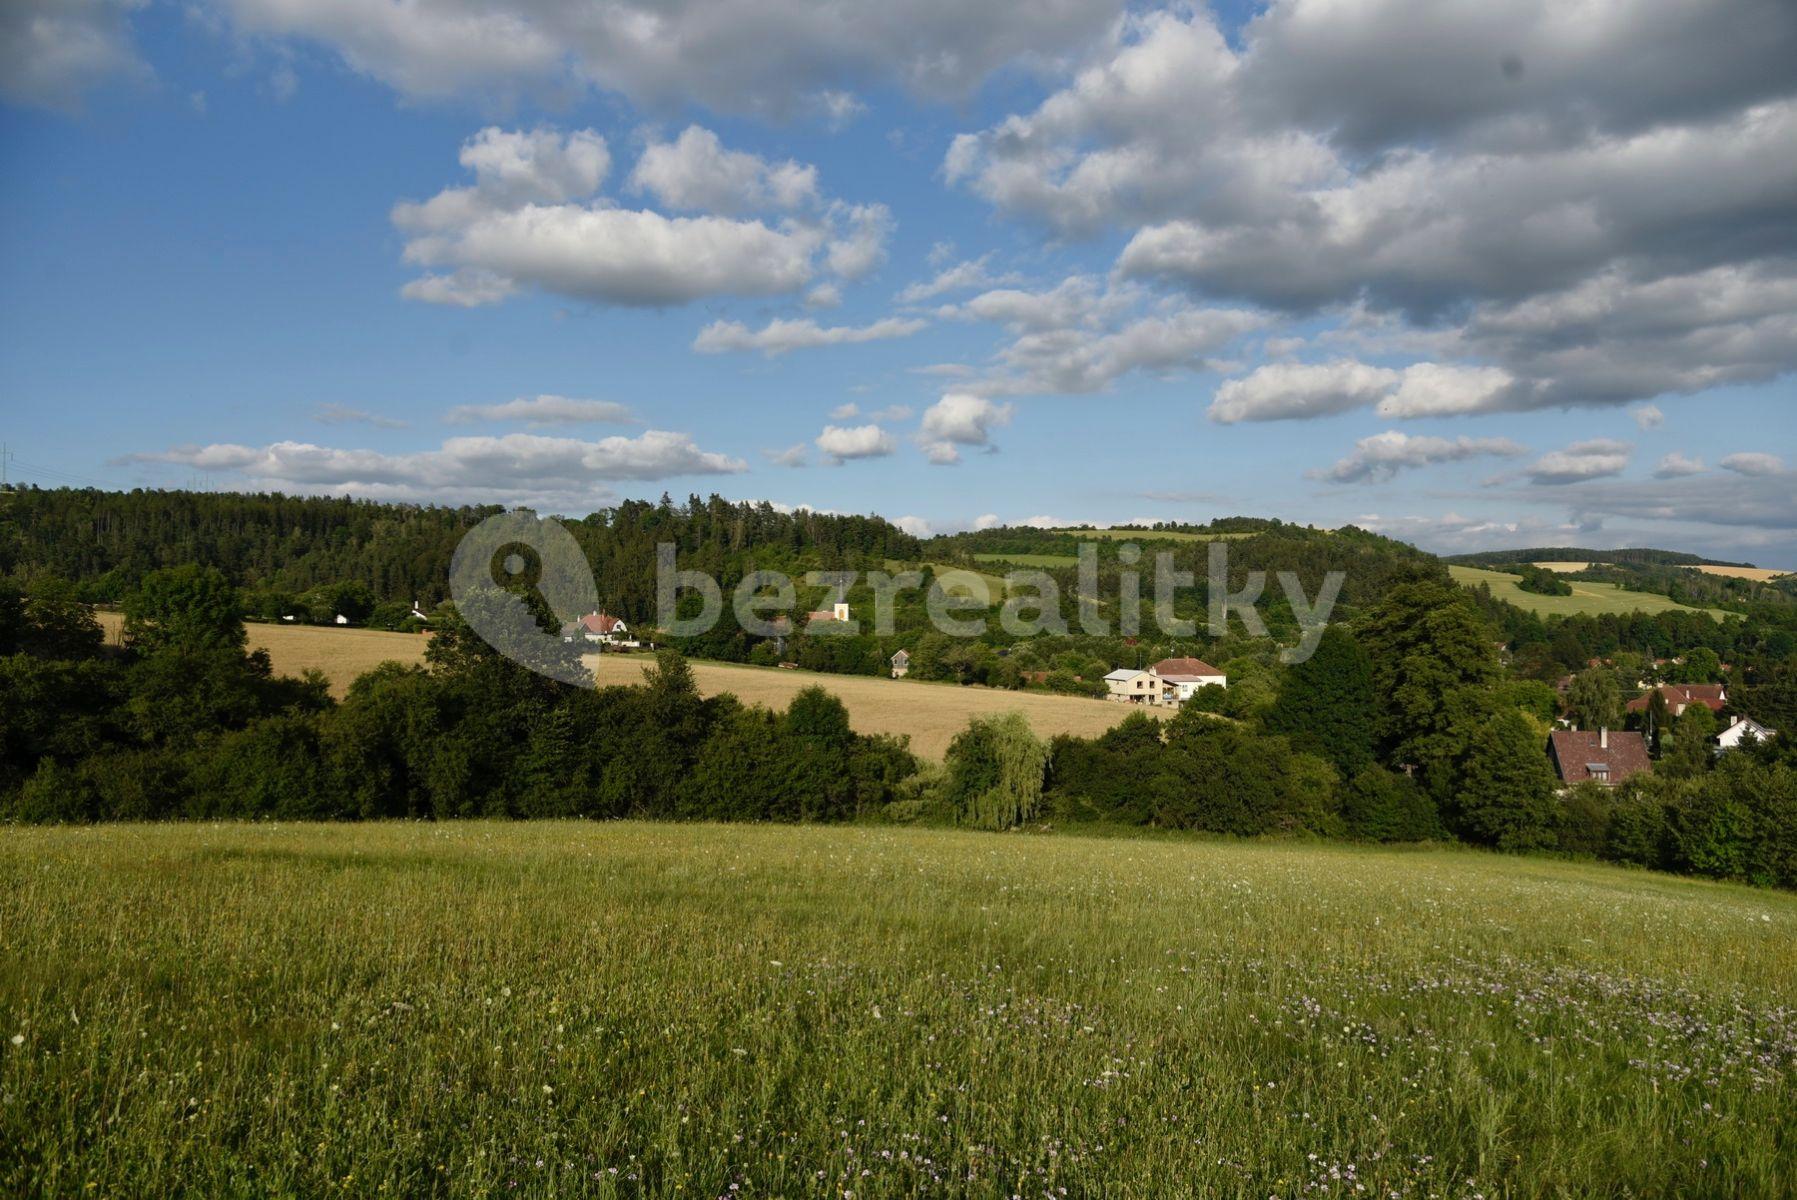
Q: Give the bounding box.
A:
[1147,657,1228,704]
[564,611,630,645]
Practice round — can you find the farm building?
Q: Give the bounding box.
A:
[1103,668,1162,704]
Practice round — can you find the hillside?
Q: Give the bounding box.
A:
[1448,564,1735,620]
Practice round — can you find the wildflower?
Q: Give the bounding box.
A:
[9,1034,22,1046]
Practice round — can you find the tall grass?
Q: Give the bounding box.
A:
[3,823,1793,1197]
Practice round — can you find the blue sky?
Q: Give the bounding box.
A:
[2,0,1794,564]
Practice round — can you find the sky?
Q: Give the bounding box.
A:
[1,0,1794,565]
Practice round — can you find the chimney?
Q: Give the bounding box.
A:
[1599,727,1609,749]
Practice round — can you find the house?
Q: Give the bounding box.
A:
[890,649,910,679]
[1103,668,1161,704]
[1147,656,1227,704]
[334,614,350,625]
[1625,682,1727,717]
[563,611,630,645]
[1716,715,1777,752]
[806,601,852,626]
[1547,728,1652,787]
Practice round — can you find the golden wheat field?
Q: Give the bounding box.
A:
[1686,564,1791,582]
[585,654,1164,759]
[95,613,1157,757]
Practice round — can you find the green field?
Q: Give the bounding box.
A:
[5,823,1794,1197]
[1449,564,1733,620]
[969,551,1080,568]
[1050,528,1255,542]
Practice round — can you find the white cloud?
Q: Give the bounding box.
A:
[1210,360,1398,424]
[629,126,818,214]
[1630,403,1665,430]
[948,3,1797,414]
[444,395,635,426]
[1313,430,1526,484]
[1523,438,1634,485]
[764,443,809,468]
[1653,452,1706,478]
[892,515,935,537]
[973,513,1003,530]
[692,316,925,356]
[395,125,878,309]
[918,393,1014,464]
[0,0,148,112]
[1720,451,1786,477]
[815,423,896,464]
[208,0,1124,113]
[314,403,408,430]
[804,283,842,309]
[829,403,913,422]
[116,430,747,509]
[1375,364,1519,418]
[824,202,893,280]
[896,255,1021,304]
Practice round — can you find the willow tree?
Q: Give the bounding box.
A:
[944,712,1050,830]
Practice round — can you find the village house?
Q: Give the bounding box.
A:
[1103,668,1162,704]
[1547,728,1652,788]
[562,611,630,645]
[806,601,851,627]
[1625,682,1727,717]
[890,649,910,679]
[1716,715,1777,752]
[1147,657,1227,704]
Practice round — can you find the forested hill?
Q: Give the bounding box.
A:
[0,487,924,611]
[1446,547,1753,569]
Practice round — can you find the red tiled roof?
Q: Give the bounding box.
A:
[1625,683,1725,713]
[578,613,624,634]
[1548,730,1652,786]
[1149,657,1223,678]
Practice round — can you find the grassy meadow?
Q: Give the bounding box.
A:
[1447,565,1733,620]
[4,822,1794,1198]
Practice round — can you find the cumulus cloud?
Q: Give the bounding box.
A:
[1720,451,1786,477]
[115,430,746,509]
[394,125,882,309]
[764,443,809,468]
[948,2,1797,413]
[206,0,1124,114]
[1210,360,1398,424]
[1313,431,1527,484]
[918,393,1014,464]
[1653,452,1706,478]
[1630,403,1665,430]
[444,395,635,426]
[891,515,935,537]
[0,0,148,112]
[814,423,896,464]
[692,316,925,356]
[629,126,818,214]
[1522,439,1634,485]
[934,274,1263,396]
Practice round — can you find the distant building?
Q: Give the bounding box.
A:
[889,649,910,678]
[1103,668,1161,704]
[1147,657,1227,704]
[1548,728,1651,787]
[1626,683,1726,717]
[806,601,852,627]
[1716,715,1777,752]
[563,612,630,645]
